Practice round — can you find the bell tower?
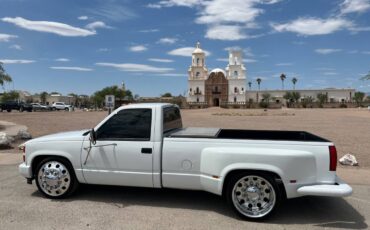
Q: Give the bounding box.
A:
[187,42,208,103]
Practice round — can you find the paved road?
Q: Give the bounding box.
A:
[0,153,369,230]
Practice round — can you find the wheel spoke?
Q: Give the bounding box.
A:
[37,161,71,197]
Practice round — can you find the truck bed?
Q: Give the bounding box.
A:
[168,127,329,142]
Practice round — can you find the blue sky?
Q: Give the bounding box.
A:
[0,0,369,96]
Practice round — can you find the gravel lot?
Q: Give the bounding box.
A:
[0,108,369,229]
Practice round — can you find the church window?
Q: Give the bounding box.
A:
[189,88,192,92]
[234,97,237,103]
[195,72,200,78]
[241,87,244,92]
[196,97,199,102]
[234,71,238,77]
[234,87,238,93]
[196,58,200,65]
[215,86,218,92]
[196,87,199,94]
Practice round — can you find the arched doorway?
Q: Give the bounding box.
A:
[205,71,228,107]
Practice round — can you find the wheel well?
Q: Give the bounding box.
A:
[31,155,72,177]
[222,169,287,199]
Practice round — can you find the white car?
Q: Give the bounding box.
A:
[19,103,352,219]
[30,103,50,111]
[51,102,72,111]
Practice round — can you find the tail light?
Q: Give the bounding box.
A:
[329,145,337,171]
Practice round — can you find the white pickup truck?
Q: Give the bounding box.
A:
[19,103,352,219]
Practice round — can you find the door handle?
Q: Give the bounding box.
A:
[141,148,152,154]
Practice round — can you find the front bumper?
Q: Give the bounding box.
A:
[19,162,32,179]
[297,176,352,197]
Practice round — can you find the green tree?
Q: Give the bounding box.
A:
[260,93,271,108]
[40,91,48,104]
[92,85,132,108]
[353,91,365,106]
[256,78,262,90]
[1,90,19,102]
[292,77,298,90]
[280,73,286,90]
[248,81,252,90]
[360,71,370,80]
[301,96,314,108]
[317,93,328,108]
[161,92,172,97]
[0,62,13,92]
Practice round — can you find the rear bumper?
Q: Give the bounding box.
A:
[297,176,352,197]
[19,163,32,179]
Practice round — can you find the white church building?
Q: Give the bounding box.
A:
[187,42,246,106]
[186,42,355,107]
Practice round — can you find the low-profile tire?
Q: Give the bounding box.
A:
[35,157,79,199]
[225,171,282,220]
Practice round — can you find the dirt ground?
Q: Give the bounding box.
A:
[1,107,369,168]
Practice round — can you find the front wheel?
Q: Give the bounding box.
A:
[35,157,79,198]
[226,172,282,220]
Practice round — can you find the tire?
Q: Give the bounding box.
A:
[225,171,282,220]
[35,157,79,199]
[65,107,69,111]
[19,107,24,112]
[52,107,56,111]
[7,109,11,112]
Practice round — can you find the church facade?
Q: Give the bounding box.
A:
[186,42,355,107]
[187,42,246,106]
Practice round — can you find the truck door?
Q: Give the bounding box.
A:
[81,108,154,187]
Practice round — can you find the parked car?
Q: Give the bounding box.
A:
[0,101,33,112]
[30,103,50,111]
[51,102,72,111]
[19,103,352,220]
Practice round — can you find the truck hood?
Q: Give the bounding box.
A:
[27,129,89,143]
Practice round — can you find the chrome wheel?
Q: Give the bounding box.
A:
[231,175,276,218]
[37,161,71,197]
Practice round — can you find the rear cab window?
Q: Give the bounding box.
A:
[163,106,182,133]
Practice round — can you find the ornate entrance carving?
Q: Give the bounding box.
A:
[205,71,228,107]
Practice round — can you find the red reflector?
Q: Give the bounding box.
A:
[329,146,337,171]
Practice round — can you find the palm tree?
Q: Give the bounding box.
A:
[292,77,298,90]
[280,73,286,90]
[248,81,252,90]
[256,78,262,90]
[360,71,370,80]
[0,62,13,91]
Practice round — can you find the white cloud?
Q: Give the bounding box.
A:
[85,21,112,31]
[0,33,18,42]
[157,37,178,44]
[148,58,174,63]
[155,73,187,77]
[323,72,338,75]
[138,29,159,33]
[168,47,211,57]
[275,63,293,66]
[78,16,89,20]
[0,59,35,64]
[340,0,370,14]
[98,48,109,52]
[96,62,174,73]
[149,0,201,8]
[362,51,370,54]
[9,44,22,50]
[205,25,247,40]
[55,58,70,62]
[271,17,352,36]
[315,48,342,54]
[150,0,280,41]
[224,46,255,57]
[217,58,257,63]
[1,17,95,37]
[129,45,147,52]
[88,3,137,22]
[50,66,93,71]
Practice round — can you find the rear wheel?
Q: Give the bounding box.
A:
[7,109,11,112]
[19,107,24,112]
[226,172,282,220]
[35,157,79,198]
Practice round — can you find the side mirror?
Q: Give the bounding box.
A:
[89,128,97,145]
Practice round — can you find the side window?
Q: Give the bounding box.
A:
[97,109,152,140]
[163,107,182,133]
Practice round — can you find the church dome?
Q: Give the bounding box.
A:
[193,42,205,54]
[210,68,226,76]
